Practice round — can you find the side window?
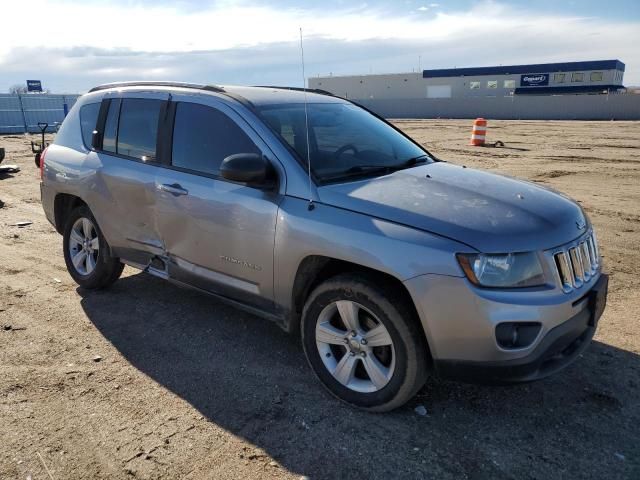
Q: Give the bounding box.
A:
[79,103,100,149]
[590,72,603,82]
[117,98,162,161]
[571,72,584,83]
[102,99,120,154]
[171,102,259,176]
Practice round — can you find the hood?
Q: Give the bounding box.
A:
[318,162,587,253]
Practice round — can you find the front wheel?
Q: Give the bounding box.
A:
[63,205,124,289]
[301,274,428,412]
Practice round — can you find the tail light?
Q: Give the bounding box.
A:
[39,146,48,181]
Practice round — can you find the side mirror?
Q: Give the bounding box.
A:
[220,153,274,187]
[91,130,101,150]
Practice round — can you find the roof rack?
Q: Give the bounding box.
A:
[88,81,225,93]
[252,85,336,97]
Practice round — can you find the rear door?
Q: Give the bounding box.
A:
[90,93,168,265]
[154,97,283,310]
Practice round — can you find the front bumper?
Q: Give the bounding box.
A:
[404,270,608,383]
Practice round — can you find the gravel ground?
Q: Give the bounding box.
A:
[1,120,639,479]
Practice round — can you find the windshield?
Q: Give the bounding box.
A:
[258,103,432,183]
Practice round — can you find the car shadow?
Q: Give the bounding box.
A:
[78,272,639,480]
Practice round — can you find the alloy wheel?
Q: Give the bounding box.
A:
[68,217,99,276]
[315,300,396,393]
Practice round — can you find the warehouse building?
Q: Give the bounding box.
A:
[309,60,639,120]
[311,60,626,99]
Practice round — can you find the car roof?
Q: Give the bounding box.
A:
[87,82,347,106]
[223,86,347,106]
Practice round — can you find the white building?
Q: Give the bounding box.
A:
[310,60,626,100]
[308,60,638,120]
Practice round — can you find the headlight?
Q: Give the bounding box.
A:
[456,252,545,288]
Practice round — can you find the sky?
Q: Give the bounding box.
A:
[1,0,639,93]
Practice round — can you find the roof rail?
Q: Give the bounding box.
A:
[252,85,336,97]
[88,81,225,93]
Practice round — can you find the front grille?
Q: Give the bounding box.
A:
[553,232,600,293]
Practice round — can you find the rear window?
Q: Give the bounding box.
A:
[171,102,259,176]
[116,98,162,161]
[79,102,100,149]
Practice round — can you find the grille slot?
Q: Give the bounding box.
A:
[580,242,592,280]
[587,237,596,264]
[554,252,574,292]
[553,232,599,293]
[569,247,584,286]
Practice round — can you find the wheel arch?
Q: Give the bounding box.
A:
[288,255,433,365]
[53,193,87,234]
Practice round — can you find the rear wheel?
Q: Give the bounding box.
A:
[301,274,428,412]
[63,206,123,289]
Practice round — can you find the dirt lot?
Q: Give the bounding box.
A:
[1,120,639,480]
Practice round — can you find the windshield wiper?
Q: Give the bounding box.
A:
[321,154,430,183]
[343,155,429,175]
[320,165,393,183]
[343,165,394,174]
[399,154,430,167]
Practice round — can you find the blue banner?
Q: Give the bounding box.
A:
[520,74,549,87]
[26,80,43,92]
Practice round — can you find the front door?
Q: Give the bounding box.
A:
[154,99,282,309]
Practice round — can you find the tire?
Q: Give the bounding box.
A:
[62,205,124,289]
[301,273,428,412]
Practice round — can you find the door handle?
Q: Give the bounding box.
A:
[158,183,188,196]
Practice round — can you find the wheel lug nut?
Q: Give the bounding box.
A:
[343,338,349,344]
[361,339,367,345]
[350,331,357,337]
[349,351,356,356]
[360,352,366,357]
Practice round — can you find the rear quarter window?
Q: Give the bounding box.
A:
[79,102,100,149]
[102,99,120,154]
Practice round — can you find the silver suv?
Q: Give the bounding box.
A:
[40,82,608,411]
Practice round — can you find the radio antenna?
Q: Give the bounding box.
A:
[299,27,314,211]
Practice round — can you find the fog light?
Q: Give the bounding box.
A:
[495,322,541,349]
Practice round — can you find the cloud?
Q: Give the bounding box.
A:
[1,1,638,92]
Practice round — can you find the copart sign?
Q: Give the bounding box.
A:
[520,74,549,87]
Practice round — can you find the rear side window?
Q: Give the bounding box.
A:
[171,102,259,176]
[79,102,100,149]
[102,99,120,153]
[116,99,162,161]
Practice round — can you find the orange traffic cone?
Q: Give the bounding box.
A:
[470,118,487,146]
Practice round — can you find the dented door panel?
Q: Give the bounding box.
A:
[154,171,280,306]
[93,152,164,260]
[154,96,284,308]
